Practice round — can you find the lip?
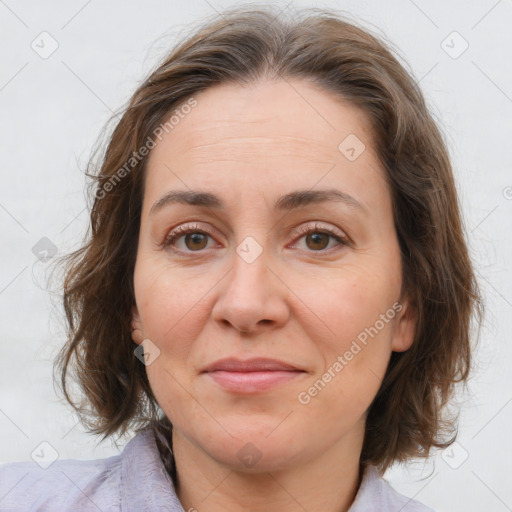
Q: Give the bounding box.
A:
[201,357,306,394]
[201,357,302,373]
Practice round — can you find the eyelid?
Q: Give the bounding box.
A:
[160,222,217,248]
[292,221,347,241]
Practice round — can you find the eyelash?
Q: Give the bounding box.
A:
[161,222,349,255]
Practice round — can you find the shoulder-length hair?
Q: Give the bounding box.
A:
[53,5,483,473]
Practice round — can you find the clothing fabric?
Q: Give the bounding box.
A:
[0,427,434,511]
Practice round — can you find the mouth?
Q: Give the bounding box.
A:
[200,357,307,394]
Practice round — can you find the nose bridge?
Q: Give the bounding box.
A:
[212,232,289,332]
[227,196,272,280]
[228,233,271,299]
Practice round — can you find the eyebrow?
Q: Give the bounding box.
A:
[149,188,367,216]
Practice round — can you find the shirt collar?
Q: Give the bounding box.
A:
[120,428,388,512]
[120,427,184,511]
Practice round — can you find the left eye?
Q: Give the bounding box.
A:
[294,230,347,251]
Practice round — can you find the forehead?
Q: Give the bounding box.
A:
[153,79,374,157]
[143,78,386,213]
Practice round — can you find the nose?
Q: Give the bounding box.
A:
[211,241,290,335]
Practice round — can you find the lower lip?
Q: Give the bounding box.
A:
[204,370,304,393]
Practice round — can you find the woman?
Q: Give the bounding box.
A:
[0,5,482,511]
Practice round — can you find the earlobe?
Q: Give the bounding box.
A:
[391,300,417,353]
[131,305,144,345]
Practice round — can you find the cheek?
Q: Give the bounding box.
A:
[296,283,395,430]
[298,261,400,352]
[133,260,213,424]
[293,262,398,406]
[134,259,214,348]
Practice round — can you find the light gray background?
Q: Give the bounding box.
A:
[1,1,511,511]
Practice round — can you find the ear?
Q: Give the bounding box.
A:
[391,298,417,353]
[131,305,144,345]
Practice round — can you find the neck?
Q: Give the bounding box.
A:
[171,426,364,512]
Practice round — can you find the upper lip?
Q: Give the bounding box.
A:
[201,357,303,373]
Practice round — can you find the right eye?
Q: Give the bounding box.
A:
[161,223,217,253]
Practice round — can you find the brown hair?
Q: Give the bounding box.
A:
[52,5,483,474]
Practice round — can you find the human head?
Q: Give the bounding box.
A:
[54,5,483,473]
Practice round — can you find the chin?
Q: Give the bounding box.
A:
[197,424,306,473]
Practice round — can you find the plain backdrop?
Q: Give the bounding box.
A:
[1,1,511,511]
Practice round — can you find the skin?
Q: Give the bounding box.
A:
[131,78,416,512]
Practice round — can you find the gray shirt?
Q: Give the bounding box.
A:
[0,428,434,511]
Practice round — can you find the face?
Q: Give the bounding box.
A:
[131,78,416,473]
